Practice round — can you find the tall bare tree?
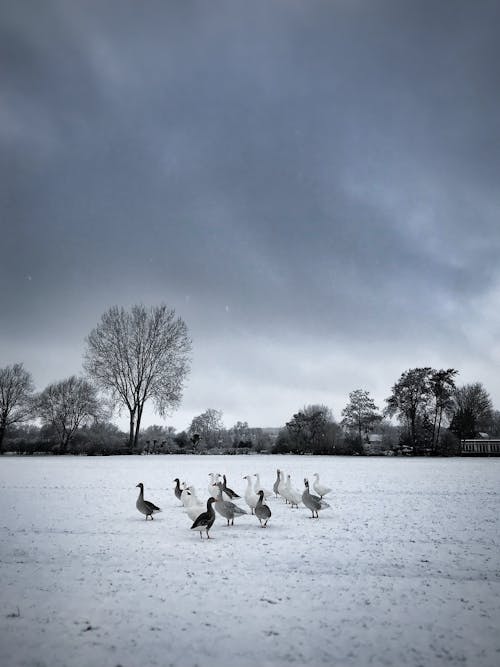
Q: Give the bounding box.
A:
[84,304,191,449]
[0,363,34,452]
[37,376,105,452]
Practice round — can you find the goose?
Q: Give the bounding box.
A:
[273,469,281,497]
[184,498,207,521]
[221,474,241,499]
[191,497,217,539]
[243,475,259,514]
[181,485,203,511]
[283,474,302,508]
[255,490,271,527]
[313,473,332,499]
[302,478,330,518]
[173,478,183,501]
[213,483,248,525]
[136,482,161,520]
[183,487,206,521]
[277,470,287,502]
[180,485,193,507]
[208,473,220,498]
[185,485,202,505]
[253,473,272,499]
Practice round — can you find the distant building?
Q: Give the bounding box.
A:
[461,438,500,456]
[363,434,387,456]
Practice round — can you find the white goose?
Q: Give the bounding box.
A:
[183,487,206,521]
[313,473,332,499]
[181,485,201,507]
[283,474,302,508]
[208,473,219,498]
[180,485,194,507]
[253,473,272,499]
[243,475,259,514]
[277,469,287,502]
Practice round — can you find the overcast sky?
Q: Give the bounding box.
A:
[1,0,500,431]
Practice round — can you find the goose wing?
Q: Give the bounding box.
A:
[144,500,161,512]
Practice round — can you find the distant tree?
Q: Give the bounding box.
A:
[285,404,335,454]
[72,421,128,455]
[253,429,272,453]
[3,423,41,455]
[175,430,191,449]
[448,383,493,440]
[140,424,176,453]
[341,389,381,445]
[428,369,458,452]
[0,363,35,453]
[189,408,224,448]
[436,429,461,456]
[385,367,433,452]
[84,304,191,450]
[36,376,105,452]
[229,420,252,447]
[485,410,500,437]
[376,419,401,452]
[272,428,294,454]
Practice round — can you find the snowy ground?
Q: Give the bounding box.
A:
[0,455,499,667]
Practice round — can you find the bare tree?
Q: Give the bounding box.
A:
[37,376,105,452]
[84,304,191,449]
[0,363,34,453]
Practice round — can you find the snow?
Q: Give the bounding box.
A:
[0,455,499,667]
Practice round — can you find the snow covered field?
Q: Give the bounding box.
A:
[1,455,499,667]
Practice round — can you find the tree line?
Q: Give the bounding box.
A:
[1,303,498,456]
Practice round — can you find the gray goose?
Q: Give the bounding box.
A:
[191,497,217,539]
[222,474,241,499]
[302,478,330,518]
[136,482,161,520]
[213,483,247,525]
[173,478,183,501]
[255,489,272,527]
[273,469,281,497]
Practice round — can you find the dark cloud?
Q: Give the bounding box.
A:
[1,0,500,427]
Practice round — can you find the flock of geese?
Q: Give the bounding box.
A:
[136,469,332,539]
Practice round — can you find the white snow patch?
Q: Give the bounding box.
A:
[0,455,499,667]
